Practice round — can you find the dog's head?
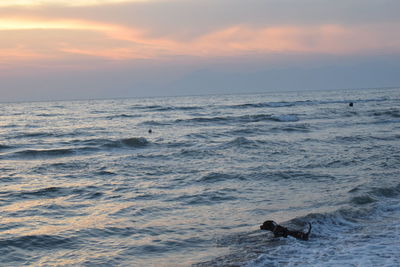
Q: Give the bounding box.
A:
[260,220,277,231]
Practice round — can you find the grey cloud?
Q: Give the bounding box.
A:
[2,53,400,102]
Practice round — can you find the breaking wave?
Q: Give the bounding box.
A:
[197,183,400,267]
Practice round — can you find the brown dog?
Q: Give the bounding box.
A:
[260,220,311,241]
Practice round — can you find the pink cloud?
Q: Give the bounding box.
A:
[1,16,399,64]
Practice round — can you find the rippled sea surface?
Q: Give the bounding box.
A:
[1,88,399,266]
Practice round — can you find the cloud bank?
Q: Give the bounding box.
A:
[1,0,399,101]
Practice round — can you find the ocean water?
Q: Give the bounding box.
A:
[0,88,399,266]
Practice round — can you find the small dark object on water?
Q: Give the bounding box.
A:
[260,220,312,241]
[349,102,354,107]
[148,129,152,134]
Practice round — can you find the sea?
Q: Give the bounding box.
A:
[0,88,399,266]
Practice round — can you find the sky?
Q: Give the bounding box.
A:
[1,0,400,101]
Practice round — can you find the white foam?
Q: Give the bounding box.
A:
[246,200,400,267]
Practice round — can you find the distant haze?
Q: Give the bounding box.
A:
[1,0,400,101]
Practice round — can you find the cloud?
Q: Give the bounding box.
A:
[0,0,149,7]
[2,1,399,38]
[0,17,152,61]
[2,0,399,46]
[1,14,399,65]
[38,0,400,38]
[1,0,399,102]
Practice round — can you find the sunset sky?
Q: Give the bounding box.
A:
[1,0,399,101]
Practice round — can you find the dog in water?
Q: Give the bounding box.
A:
[260,220,312,241]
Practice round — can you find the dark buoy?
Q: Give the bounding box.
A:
[148,129,152,134]
[349,102,354,107]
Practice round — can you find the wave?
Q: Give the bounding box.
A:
[12,186,68,199]
[175,114,300,125]
[95,170,116,176]
[168,189,239,206]
[174,148,220,159]
[270,114,299,122]
[198,183,400,267]
[102,137,150,148]
[315,106,399,122]
[35,113,63,117]
[0,234,77,250]
[139,120,171,126]
[0,144,13,150]
[226,127,263,136]
[13,148,76,158]
[175,116,229,124]
[0,186,70,200]
[270,123,311,133]
[1,124,18,128]
[11,131,84,140]
[224,137,258,148]
[224,97,390,112]
[349,183,400,202]
[371,109,400,118]
[198,172,246,183]
[13,132,57,139]
[334,135,366,142]
[35,161,90,172]
[106,114,141,119]
[140,113,301,126]
[175,106,203,111]
[227,100,310,109]
[252,170,337,182]
[316,97,388,106]
[131,104,202,112]
[371,134,400,141]
[71,136,151,149]
[2,185,106,201]
[4,137,150,159]
[73,226,142,239]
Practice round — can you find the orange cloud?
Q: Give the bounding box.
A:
[0,0,149,7]
[186,24,400,56]
[0,17,132,33]
[60,47,153,60]
[1,16,399,64]
[0,46,47,61]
